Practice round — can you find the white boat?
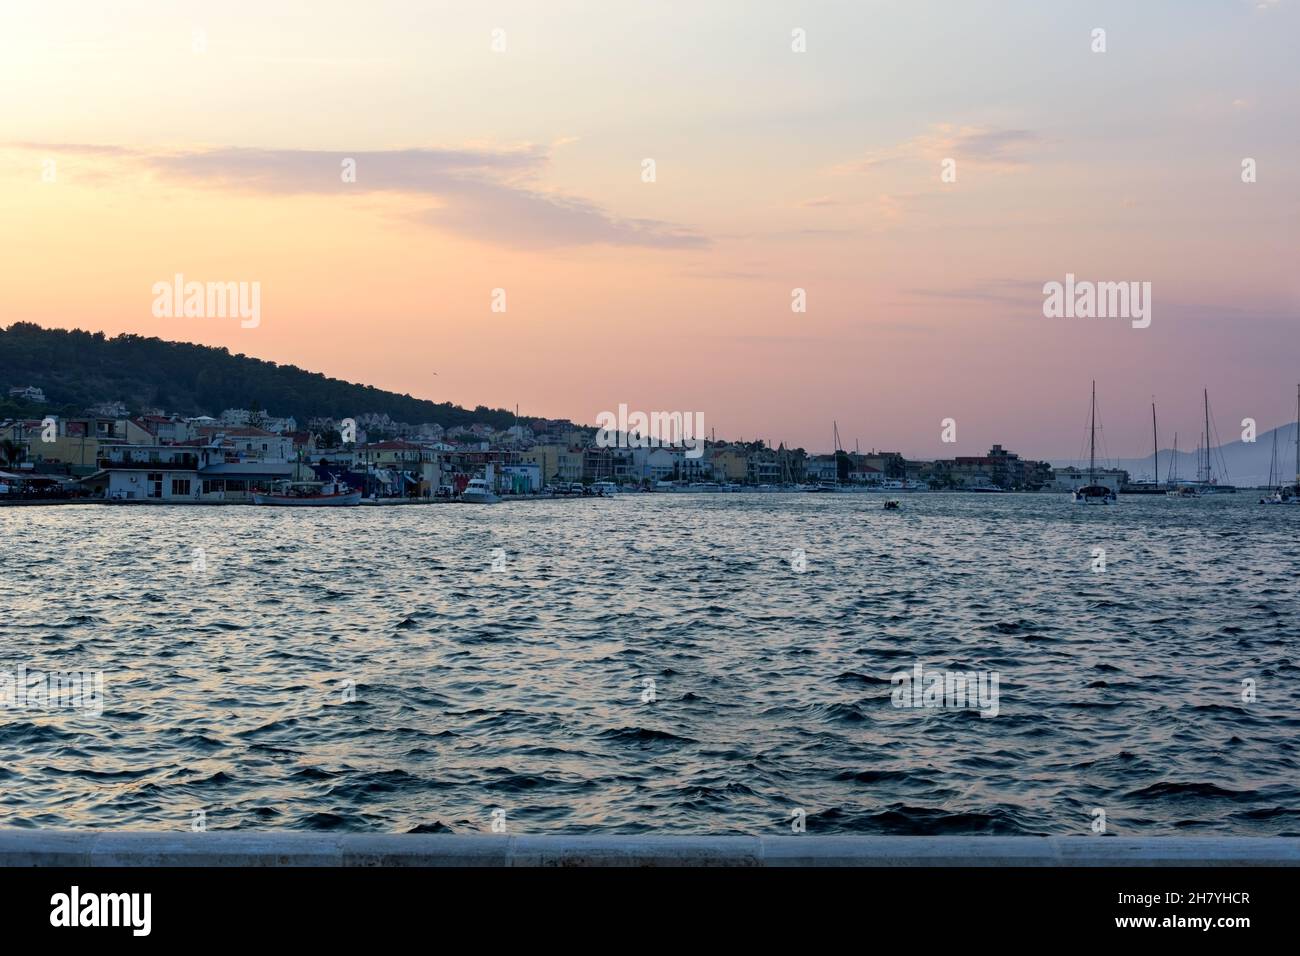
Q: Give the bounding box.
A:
[1073,381,1117,505]
[804,480,843,493]
[864,478,926,493]
[253,477,361,506]
[460,476,500,504]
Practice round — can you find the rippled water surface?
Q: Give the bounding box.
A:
[2,494,1298,836]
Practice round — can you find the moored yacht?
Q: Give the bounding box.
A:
[460,475,500,504]
[1072,381,1117,505]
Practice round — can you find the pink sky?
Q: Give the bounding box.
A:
[2,1,1297,456]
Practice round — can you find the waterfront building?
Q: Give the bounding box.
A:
[630,446,682,484]
[498,463,542,494]
[745,447,781,485]
[847,463,883,484]
[523,443,583,485]
[859,450,906,478]
[3,417,153,476]
[933,444,1054,490]
[81,443,294,501]
[679,448,713,483]
[709,446,748,483]
[583,446,633,483]
[804,454,839,483]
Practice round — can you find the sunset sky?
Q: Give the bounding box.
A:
[2,0,1296,457]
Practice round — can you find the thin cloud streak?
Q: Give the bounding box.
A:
[836,124,1044,174]
[7,142,707,250]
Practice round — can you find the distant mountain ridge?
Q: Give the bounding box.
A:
[1053,422,1300,488]
[0,323,526,430]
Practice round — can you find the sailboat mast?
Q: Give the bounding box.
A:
[1269,428,1279,491]
[1295,384,1299,489]
[1089,380,1096,482]
[1151,402,1158,488]
[1169,432,1178,482]
[1203,388,1211,483]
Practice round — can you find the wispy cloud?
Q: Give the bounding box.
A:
[6,142,707,250]
[9,142,135,156]
[837,124,1043,175]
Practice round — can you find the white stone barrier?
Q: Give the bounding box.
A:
[0,831,1295,867]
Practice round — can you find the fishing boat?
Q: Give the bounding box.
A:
[253,476,361,506]
[1073,381,1117,505]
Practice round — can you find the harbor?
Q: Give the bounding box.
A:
[3,384,1298,506]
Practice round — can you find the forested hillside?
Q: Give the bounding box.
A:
[0,323,517,428]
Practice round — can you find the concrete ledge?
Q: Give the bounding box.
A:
[0,831,1296,867]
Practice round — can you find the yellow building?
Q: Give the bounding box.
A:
[525,444,583,483]
[2,417,152,475]
[710,446,748,482]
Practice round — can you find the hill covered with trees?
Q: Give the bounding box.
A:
[0,322,520,429]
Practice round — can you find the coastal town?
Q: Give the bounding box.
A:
[0,393,1139,503]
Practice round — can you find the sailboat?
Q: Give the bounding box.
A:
[1294,383,1300,498]
[1072,381,1118,504]
[1130,402,1163,492]
[1165,432,1197,497]
[1165,430,1198,497]
[1190,388,1236,494]
[807,421,851,491]
[1259,385,1299,504]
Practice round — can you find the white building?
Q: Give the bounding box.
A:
[8,386,46,403]
[630,446,682,483]
[85,443,293,501]
[195,427,294,462]
[499,463,542,494]
[805,454,839,482]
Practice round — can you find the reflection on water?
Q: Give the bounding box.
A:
[1,494,1297,835]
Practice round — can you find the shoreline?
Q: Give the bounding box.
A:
[0,489,1265,507]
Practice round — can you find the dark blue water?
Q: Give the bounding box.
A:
[2,493,1297,835]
